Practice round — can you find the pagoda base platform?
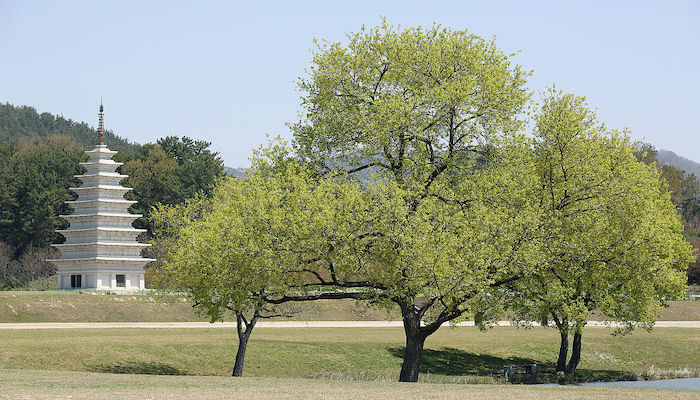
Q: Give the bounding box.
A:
[56,271,145,291]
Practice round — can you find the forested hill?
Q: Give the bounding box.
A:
[658,149,700,178]
[224,166,246,178]
[0,103,140,154]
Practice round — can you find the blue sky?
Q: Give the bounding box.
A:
[1,0,698,167]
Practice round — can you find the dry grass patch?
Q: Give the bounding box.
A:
[0,369,697,400]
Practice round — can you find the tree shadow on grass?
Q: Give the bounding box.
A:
[90,361,186,375]
[388,346,543,376]
[387,347,633,383]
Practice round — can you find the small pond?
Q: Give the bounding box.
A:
[581,377,700,391]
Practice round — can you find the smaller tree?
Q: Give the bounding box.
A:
[151,142,371,376]
[151,176,283,377]
[510,90,692,375]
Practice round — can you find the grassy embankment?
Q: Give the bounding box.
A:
[1,291,699,322]
[0,327,697,384]
[0,292,399,322]
[0,369,697,400]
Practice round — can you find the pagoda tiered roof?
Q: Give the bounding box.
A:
[49,137,154,289]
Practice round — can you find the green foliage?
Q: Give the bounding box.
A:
[121,145,181,217]
[660,164,700,232]
[291,19,530,191]
[291,22,533,300]
[686,239,700,284]
[287,20,537,381]
[157,136,226,195]
[150,140,309,320]
[0,136,86,253]
[143,21,695,382]
[509,90,692,372]
[293,140,541,322]
[122,136,224,230]
[634,142,700,232]
[0,102,139,153]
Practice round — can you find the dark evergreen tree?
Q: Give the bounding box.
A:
[0,136,85,255]
[120,136,224,231]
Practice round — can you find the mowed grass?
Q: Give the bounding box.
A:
[1,291,698,322]
[0,327,697,383]
[0,369,697,400]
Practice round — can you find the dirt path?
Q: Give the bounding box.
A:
[0,320,698,329]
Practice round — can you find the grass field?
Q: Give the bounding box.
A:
[1,291,698,322]
[0,326,697,383]
[0,369,697,400]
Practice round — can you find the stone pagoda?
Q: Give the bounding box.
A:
[48,104,153,290]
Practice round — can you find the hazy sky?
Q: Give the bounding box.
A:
[1,1,699,167]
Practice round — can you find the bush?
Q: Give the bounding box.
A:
[0,242,57,289]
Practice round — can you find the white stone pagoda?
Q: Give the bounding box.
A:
[48,104,154,290]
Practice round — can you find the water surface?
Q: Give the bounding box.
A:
[582,377,700,391]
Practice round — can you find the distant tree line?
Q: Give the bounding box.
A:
[0,104,225,289]
[0,103,140,154]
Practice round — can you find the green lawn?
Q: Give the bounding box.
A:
[0,369,697,400]
[0,327,697,383]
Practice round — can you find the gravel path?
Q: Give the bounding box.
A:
[0,320,698,329]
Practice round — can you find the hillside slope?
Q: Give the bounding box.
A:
[224,166,246,178]
[0,103,140,153]
[658,149,700,178]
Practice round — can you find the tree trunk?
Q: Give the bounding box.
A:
[398,308,426,382]
[565,332,582,375]
[556,331,568,373]
[232,311,258,377]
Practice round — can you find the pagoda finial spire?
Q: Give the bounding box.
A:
[98,99,105,145]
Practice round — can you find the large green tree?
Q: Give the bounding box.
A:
[289,21,535,382]
[509,90,692,375]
